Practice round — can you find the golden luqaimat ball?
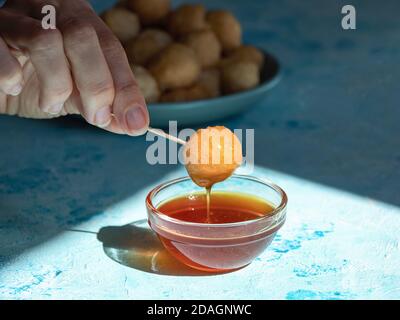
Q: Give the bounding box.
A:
[128,0,170,26]
[182,30,222,68]
[206,10,242,53]
[221,62,260,94]
[184,126,243,188]
[102,7,140,43]
[167,4,208,36]
[197,68,221,98]
[115,0,128,8]
[126,29,172,66]
[221,45,265,69]
[131,65,160,103]
[148,43,201,91]
[161,68,221,103]
[160,83,210,103]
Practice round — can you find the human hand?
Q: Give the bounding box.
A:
[0,0,149,135]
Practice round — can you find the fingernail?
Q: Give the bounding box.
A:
[95,106,112,128]
[125,105,148,133]
[6,83,23,96]
[46,103,64,115]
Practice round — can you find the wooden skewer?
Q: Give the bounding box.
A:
[109,113,186,144]
[147,127,187,145]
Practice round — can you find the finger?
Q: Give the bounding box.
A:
[59,18,115,128]
[0,37,23,96]
[0,11,73,114]
[63,86,87,116]
[87,16,150,136]
[103,115,126,135]
[65,91,124,134]
[3,59,69,118]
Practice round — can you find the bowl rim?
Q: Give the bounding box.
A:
[146,174,288,228]
[147,50,282,110]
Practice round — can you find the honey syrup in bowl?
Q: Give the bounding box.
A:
[146,175,287,272]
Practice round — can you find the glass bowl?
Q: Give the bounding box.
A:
[146,175,287,272]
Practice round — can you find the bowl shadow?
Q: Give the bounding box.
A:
[97,219,235,276]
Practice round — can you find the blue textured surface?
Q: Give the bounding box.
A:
[1,0,400,299]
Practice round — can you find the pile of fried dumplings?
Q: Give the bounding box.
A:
[102,0,265,103]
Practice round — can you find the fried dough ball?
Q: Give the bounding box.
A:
[161,68,220,102]
[148,43,201,90]
[197,68,220,98]
[206,10,242,52]
[167,4,208,36]
[126,29,172,66]
[115,0,128,8]
[160,83,210,103]
[128,0,170,26]
[184,126,242,188]
[221,45,264,69]
[221,62,259,94]
[182,30,221,68]
[131,65,160,103]
[103,8,140,43]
